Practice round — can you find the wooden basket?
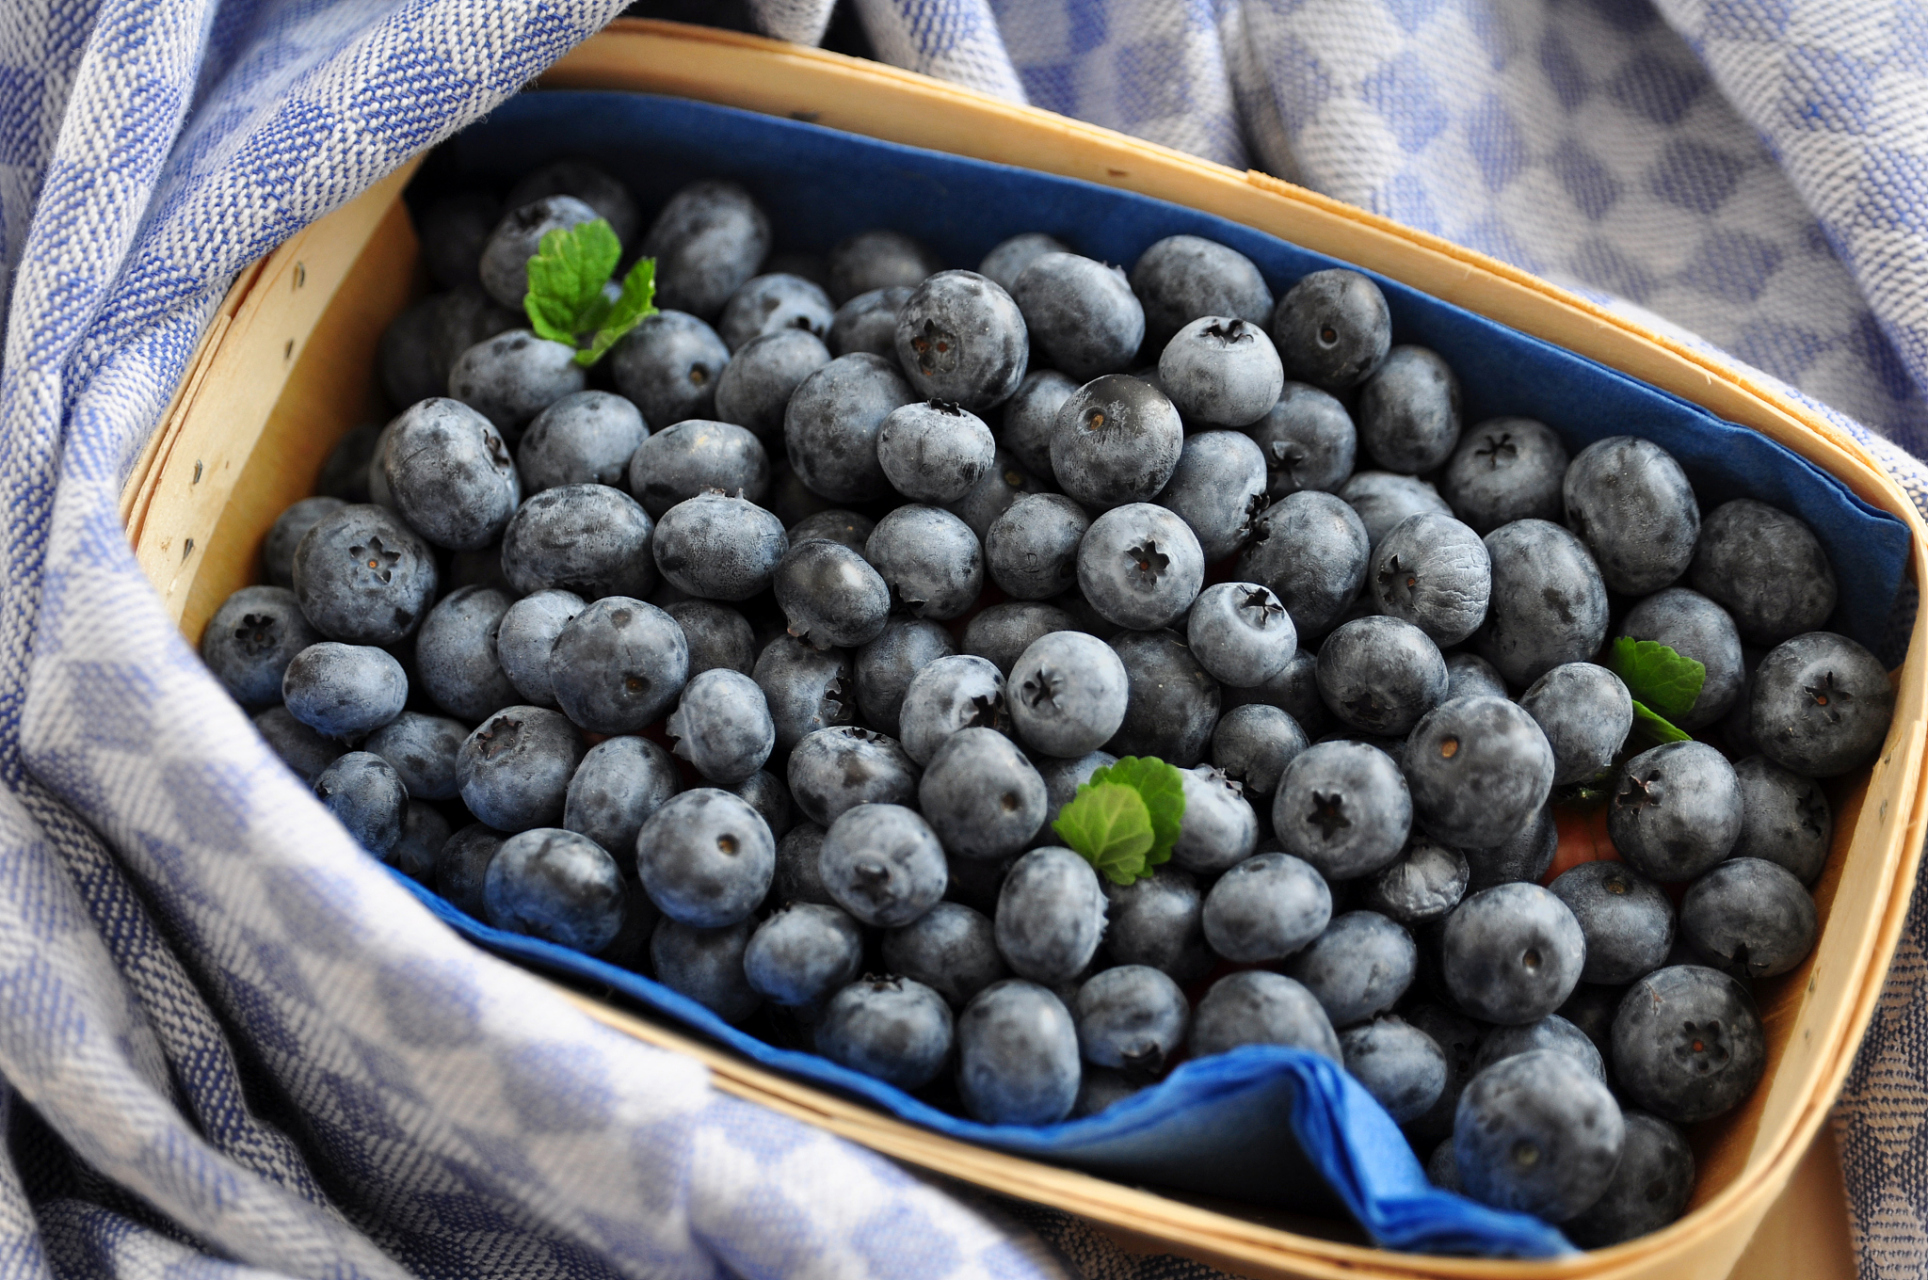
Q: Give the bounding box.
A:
[122,19,1920,1280]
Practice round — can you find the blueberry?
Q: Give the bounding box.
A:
[1731,755,1832,884]
[1209,705,1307,801]
[787,725,920,827]
[1445,652,1508,702]
[1402,1002,1486,1141]
[505,160,638,242]
[882,901,1009,1008]
[963,601,1078,676]
[1285,910,1417,1027]
[478,195,600,309]
[920,728,1047,860]
[743,902,864,1009]
[1155,430,1270,563]
[1010,252,1142,382]
[651,918,761,1023]
[292,503,438,645]
[820,803,948,927]
[435,822,504,916]
[628,419,769,518]
[1339,470,1452,553]
[500,484,656,600]
[1104,629,1221,766]
[1453,1049,1623,1222]
[1104,868,1211,982]
[1200,851,1331,962]
[718,273,833,351]
[1519,663,1633,786]
[1563,436,1699,596]
[634,787,776,928]
[1689,499,1837,645]
[819,976,956,1089]
[516,390,646,495]
[365,711,466,801]
[898,654,1005,765]
[1610,741,1742,882]
[609,310,731,428]
[1050,375,1184,510]
[1622,588,1744,730]
[1474,1013,1606,1083]
[1369,513,1491,647]
[409,586,515,722]
[994,845,1107,984]
[1220,648,1330,737]
[1191,971,1341,1062]
[415,190,501,291]
[1356,347,1460,474]
[1464,802,1559,891]
[1477,519,1610,687]
[655,492,788,604]
[313,751,407,855]
[494,589,583,707]
[895,270,1029,411]
[946,448,1048,541]
[1750,630,1894,777]
[867,504,984,620]
[1236,491,1370,643]
[753,635,855,751]
[564,734,679,857]
[828,285,914,358]
[448,331,585,442]
[1565,1111,1695,1247]
[484,828,626,953]
[772,540,889,649]
[773,822,833,906]
[979,232,1071,294]
[1439,417,1569,534]
[255,706,345,782]
[1442,883,1586,1025]
[1316,616,1448,737]
[1171,766,1260,873]
[1075,503,1204,631]
[381,398,519,550]
[712,329,831,439]
[1157,317,1285,429]
[262,497,346,589]
[1680,857,1816,979]
[281,642,407,740]
[458,706,585,832]
[203,585,321,709]
[548,597,689,734]
[1074,966,1190,1075]
[998,368,1079,478]
[1340,1017,1447,1123]
[1548,860,1674,986]
[1613,965,1766,1122]
[1131,235,1273,351]
[662,669,774,786]
[853,618,955,736]
[1247,383,1357,499]
[1270,268,1391,391]
[982,494,1086,602]
[1271,741,1411,879]
[1035,750,1117,843]
[956,980,1080,1123]
[827,229,941,303]
[1361,838,1468,925]
[871,399,997,504]
[642,181,772,319]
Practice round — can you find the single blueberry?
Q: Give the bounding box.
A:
[1247,383,1357,500]
[1074,966,1190,1075]
[1158,317,1285,428]
[651,918,761,1023]
[773,539,889,649]
[867,504,984,621]
[281,642,408,740]
[788,725,920,827]
[1442,883,1586,1025]
[827,228,942,303]
[1076,503,1205,631]
[895,270,1029,411]
[654,492,788,604]
[1339,470,1453,553]
[876,399,998,504]
[784,353,920,503]
[1407,696,1556,848]
[986,494,1090,601]
[435,823,504,917]
[819,802,948,927]
[1609,741,1743,882]
[1453,1049,1624,1222]
[1563,436,1699,596]
[1170,766,1260,874]
[743,902,864,1008]
[1270,268,1391,391]
[1445,652,1508,702]
[998,368,1079,478]
[500,484,656,600]
[1473,1013,1606,1083]
[883,901,1010,1008]
[1012,252,1143,383]
[1356,347,1461,474]
[665,669,775,786]
[1439,417,1569,533]
[956,980,1080,1123]
[458,706,586,832]
[1132,235,1273,351]
[517,390,647,494]
[1689,499,1837,645]
[1519,663,1633,786]
[1191,970,1341,1062]
[1465,803,1559,891]
[641,180,772,319]
[1680,857,1817,979]
[854,618,955,737]
[609,310,731,429]
[1285,910,1417,1027]
[204,585,322,709]
[1750,630,1895,777]
[1271,741,1412,880]
[717,272,833,351]
[994,846,1108,984]
[1210,703,1308,798]
[314,751,407,855]
[773,822,832,907]
[448,330,585,442]
[820,976,956,1090]
[920,728,1048,861]
[548,597,689,734]
[1731,755,1832,884]
[1316,616,1449,738]
[1236,491,1370,643]
[1477,519,1610,687]
[827,285,915,358]
[365,711,466,801]
[753,635,855,752]
[1564,1111,1695,1247]
[713,328,831,439]
[1361,838,1469,925]
[1341,1016,1447,1123]
[627,419,769,518]
[564,735,680,858]
[484,828,626,953]
[382,397,519,550]
[1200,851,1331,963]
[1369,512,1491,647]
[635,788,776,928]
[413,586,518,723]
[1049,374,1184,511]
[1612,965,1766,1123]
[1103,868,1211,983]
[496,589,584,707]
[1155,430,1270,563]
[898,654,1005,765]
[292,503,438,646]
[1549,859,1675,986]
[1104,629,1221,766]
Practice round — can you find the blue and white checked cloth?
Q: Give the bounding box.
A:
[3,0,1928,1276]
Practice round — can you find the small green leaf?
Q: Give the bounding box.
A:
[523,218,622,346]
[1090,756,1186,869]
[1629,699,1692,746]
[1053,783,1155,885]
[577,256,657,366]
[1606,636,1706,724]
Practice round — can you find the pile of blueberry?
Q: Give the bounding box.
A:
[199,155,1898,1247]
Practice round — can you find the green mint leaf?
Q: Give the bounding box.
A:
[577,256,657,367]
[523,218,622,346]
[1606,636,1706,724]
[1053,783,1155,885]
[1629,699,1692,746]
[1087,756,1187,869]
